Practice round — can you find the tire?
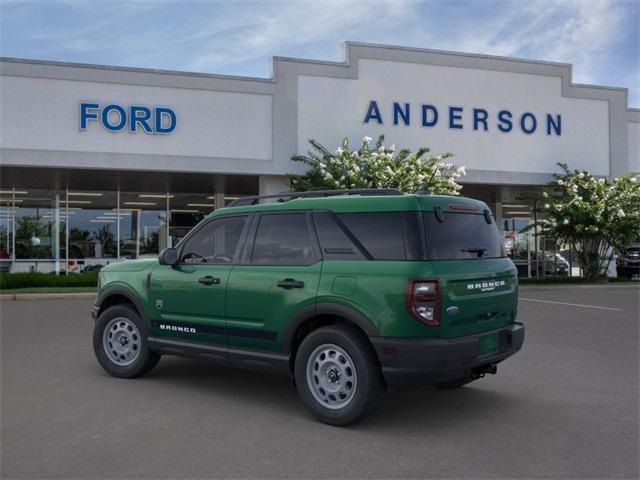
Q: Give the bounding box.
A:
[294,325,385,426]
[93,304,160,378]
[434,377,475,390]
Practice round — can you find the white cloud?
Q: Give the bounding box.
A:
[181,0,629,92]
[1,0,634,101]
[186,0,417,72]
[418,0,626,86]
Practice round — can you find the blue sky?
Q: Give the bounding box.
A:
[1,0,638,105]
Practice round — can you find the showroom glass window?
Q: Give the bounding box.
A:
[13,189,65,266]
[66,191,117,272]
[0,186,254,273]
[0,192,16,272]
[119,192,169,258]
[169,192,211,246]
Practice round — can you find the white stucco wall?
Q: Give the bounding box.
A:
[298,59,611,177]
[0,76,272,161]
[628,122,640,172]
[1,44,634,182]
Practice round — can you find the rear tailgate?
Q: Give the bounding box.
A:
[421,207,518,338]
[432,258,518,338]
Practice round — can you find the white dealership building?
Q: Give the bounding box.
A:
[0,42,638,274]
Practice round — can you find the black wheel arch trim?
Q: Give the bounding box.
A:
[95,285,148,324]
[281,302,380,353]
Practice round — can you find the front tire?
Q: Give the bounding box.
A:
[294,325,384,426]
[93,304,160,378]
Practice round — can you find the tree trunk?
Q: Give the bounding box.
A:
[576,237,608,281]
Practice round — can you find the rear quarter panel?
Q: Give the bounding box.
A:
[318,257,518,339]
[317,260,442,338]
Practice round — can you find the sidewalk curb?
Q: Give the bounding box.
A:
[0,292,96,301]
[0,284,637,300]
[519,283,639,291]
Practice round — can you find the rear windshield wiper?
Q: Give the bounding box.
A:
[461,247,487,258]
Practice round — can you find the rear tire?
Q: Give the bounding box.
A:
[294,325,384,426]
[93,304,160,378]
[434,377,475,389]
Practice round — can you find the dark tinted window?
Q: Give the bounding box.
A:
[313,211,366,260]
[424,212,505,260]
[402,212,425,260]
[181,216,247,263]
[251,213,316,265]
[337,212,406,260]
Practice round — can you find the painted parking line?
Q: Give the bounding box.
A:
[519,297,622,311]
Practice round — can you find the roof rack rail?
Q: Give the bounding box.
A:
[226,188,403,207]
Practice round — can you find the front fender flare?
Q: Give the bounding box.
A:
[94,284,148,324]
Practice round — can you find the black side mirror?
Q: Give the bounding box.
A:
[159,248,178,266]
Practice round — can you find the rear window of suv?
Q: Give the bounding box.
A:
[423,212,505,260]
[337,212,406,260]
[313,211,423,261]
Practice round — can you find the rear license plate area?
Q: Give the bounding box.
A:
[479,332,499,356]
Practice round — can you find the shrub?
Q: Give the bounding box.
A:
[290,135,465,194]
[535,164,640,280]
[518,276,630,285]
[0,271,99,290]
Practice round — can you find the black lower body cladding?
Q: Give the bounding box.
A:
[370,323,525,390]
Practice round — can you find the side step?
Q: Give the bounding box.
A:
[148,337,291,376]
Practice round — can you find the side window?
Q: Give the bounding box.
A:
[402,212,425,261]
[180,216,247,264]
[251,213,316,265]
[337,212,407,260]
[313,211,366,260]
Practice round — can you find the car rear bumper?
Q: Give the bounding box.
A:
[370,323,525,390]
[617,262,640,276]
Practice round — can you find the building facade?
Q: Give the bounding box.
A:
[1,42,638,274]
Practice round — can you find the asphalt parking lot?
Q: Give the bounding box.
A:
[1,286,638,479]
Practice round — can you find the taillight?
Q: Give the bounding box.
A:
[448,203,478,211]
[406,279,440,327]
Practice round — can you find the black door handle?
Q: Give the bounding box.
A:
[277,278,305,289]
[198,276,221,285]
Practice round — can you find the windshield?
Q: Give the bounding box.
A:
[423,212,505,260]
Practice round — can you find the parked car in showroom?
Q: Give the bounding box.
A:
[0,250,10,272]
[617,242,640,279]
[534,251,570,277]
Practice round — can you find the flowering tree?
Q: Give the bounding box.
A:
[537,163,640,279]
[290,135,465,195]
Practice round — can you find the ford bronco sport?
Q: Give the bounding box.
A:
[92,189,524,425]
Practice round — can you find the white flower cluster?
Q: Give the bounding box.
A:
[539,164,640,278]
[293,135,464,195]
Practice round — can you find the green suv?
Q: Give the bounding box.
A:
[92,189,524,425]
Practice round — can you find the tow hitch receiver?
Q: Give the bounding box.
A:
[472,364,498,379]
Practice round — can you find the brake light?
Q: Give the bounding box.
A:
[448,203,478,211]
[406,279,440,327]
